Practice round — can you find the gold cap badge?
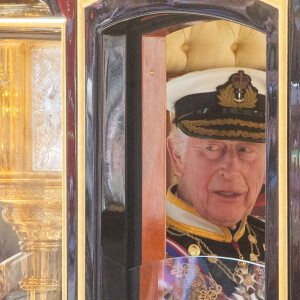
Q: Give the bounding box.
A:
[217,70,258,108]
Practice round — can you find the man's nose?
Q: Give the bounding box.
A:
[218,149,240,179]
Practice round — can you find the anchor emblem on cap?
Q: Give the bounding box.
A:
[217,70,258,108]
[232,70,250,103]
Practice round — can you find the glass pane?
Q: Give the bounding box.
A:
[0,39,62,299]
[164,20,266,299]
[129,256,265,299]
[102,35,126,212]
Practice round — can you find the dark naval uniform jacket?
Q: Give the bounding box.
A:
[166,186,265,263]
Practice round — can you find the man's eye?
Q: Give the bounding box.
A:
[239,147,252,153]
[206,145,220,151]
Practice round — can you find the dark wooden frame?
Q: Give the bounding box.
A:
[85,1,279,299]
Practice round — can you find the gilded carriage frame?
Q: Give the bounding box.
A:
[0,0,298,299]
[0,15,67,299]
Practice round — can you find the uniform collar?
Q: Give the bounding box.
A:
[166,186,246,243]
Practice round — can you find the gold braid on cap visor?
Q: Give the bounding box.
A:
[182,118,265,129]
[181,119,265,140]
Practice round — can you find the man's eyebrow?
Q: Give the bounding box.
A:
[237,142,263,149]
[193,140,222,147]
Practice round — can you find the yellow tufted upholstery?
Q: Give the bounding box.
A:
[166,20,266,73]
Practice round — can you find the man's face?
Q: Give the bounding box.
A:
[169,137,265,228]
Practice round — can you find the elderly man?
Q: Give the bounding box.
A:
[166,68,265,264]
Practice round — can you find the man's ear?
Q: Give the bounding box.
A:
[167,137,185,177]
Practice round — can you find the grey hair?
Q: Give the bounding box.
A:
[168,127,189,158]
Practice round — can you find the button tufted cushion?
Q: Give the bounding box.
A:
[166,20,266,73]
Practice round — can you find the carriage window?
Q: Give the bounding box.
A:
[94,9,278,300]
[163,21,266,299]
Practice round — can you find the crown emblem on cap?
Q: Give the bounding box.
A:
[217,71,258,108]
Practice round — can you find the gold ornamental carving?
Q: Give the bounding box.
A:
[0,0,51,17]
[0,37,62,299]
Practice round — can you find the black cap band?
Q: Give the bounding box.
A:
[174,92,265,125]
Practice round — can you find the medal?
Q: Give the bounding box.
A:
[188,244,201,256]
